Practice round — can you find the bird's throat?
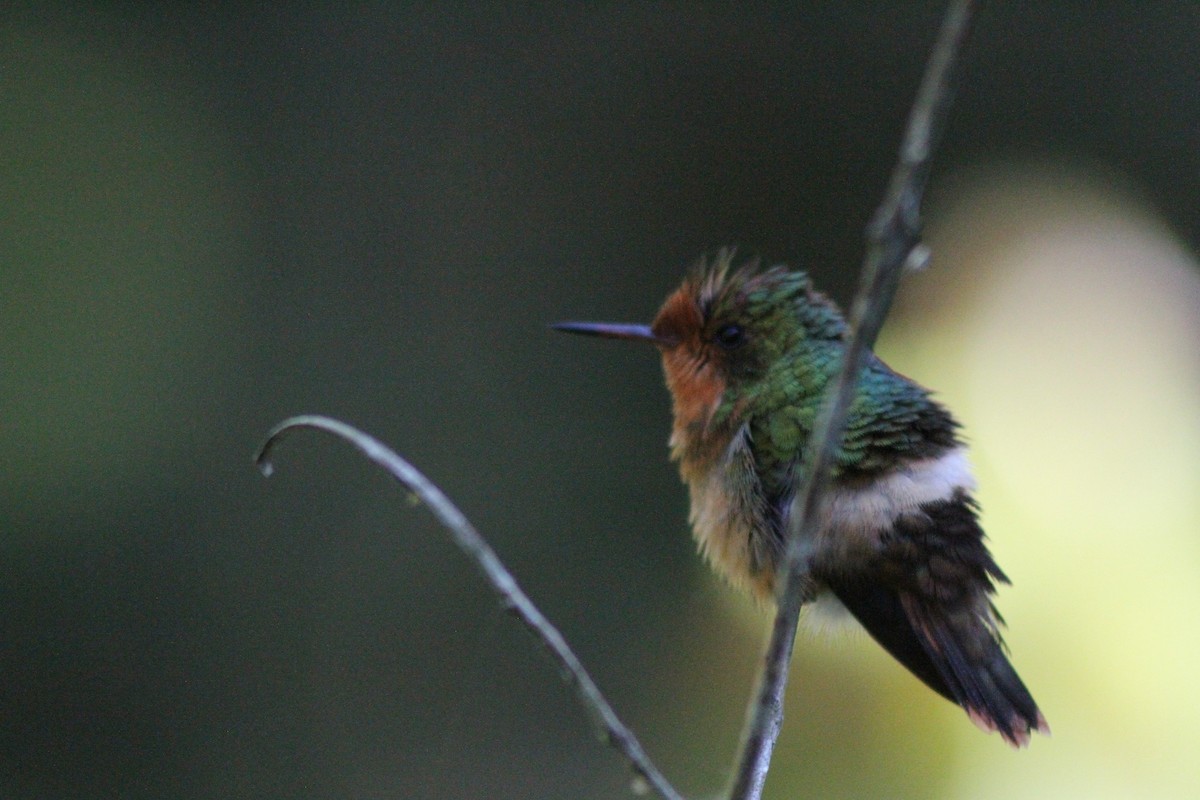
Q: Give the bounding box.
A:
[661,349,730,469]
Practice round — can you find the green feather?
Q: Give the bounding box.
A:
[697,259,959,498]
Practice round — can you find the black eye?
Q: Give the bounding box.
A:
[714,323,746,348]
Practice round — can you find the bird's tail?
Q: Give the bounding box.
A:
[899,591,1048,746]
[831,579,1048,747]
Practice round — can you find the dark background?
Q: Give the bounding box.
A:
[4,3,1199,799]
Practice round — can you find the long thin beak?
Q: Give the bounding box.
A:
[551,321,671,345]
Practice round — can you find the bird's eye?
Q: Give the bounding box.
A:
[714,323,746,349]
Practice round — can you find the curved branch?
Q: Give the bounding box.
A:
[726,2,976,798]
[256,415,685,800]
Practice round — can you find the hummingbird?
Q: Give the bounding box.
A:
[553,250,1048,747]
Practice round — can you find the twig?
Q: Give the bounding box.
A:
[256,415,685,800]
[725,2,976,799]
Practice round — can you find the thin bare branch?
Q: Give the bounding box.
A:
[256,414,686,800]
[726,2,976,799]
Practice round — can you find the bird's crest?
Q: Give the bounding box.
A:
[686,249,771,322]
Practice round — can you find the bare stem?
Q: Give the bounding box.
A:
[725,2,975,798]
[256,415,686,800]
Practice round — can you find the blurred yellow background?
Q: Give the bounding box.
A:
[3,4,1198,799]
[884,169,1200,799]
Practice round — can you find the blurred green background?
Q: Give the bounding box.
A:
[3,3,1199,798]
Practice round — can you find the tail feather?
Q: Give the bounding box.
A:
[830,578,1047,747]
[904,592,1047,747]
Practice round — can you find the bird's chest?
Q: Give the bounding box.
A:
[680,433,976,601]
[678,429,778,600]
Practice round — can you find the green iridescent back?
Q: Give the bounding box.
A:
[697,258,958,499]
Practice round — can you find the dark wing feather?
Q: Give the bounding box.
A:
[825,491,1046,746]
[828,578,958,703]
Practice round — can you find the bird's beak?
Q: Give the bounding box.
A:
[551,321,673,346]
